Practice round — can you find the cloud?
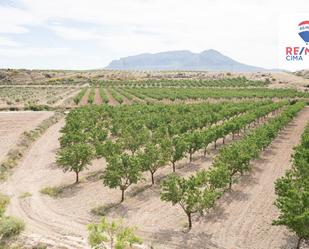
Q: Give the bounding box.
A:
[0,0,309,69]
[0,37,21,47]
[0,47,71,57]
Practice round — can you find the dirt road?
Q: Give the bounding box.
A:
[0,120,89,248]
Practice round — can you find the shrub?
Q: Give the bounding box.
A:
[40,186,64,198]
[0,216,25,239]
[0,194,9,216]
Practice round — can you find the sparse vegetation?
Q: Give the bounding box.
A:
[87,217,142,249]
[40,186,65,198]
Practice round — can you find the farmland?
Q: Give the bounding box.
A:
[0,70,309,249]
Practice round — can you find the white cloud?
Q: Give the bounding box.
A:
[0,0,309,69]
[0,37,21,47]
[0,47,71,57]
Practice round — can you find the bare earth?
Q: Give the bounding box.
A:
[94,88,102,105]
[1,108,309,248]
[0,111,53,162]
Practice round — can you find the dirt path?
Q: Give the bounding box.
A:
[0,120,89,248]
[79,89,89,106]
[93,88,102,105]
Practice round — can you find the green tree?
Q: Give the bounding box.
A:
[87,217,142,249]
[273,173,309,249]
[103,153,142,202]
[121,126,149,155]
[57,143,94,183]
[165,136,187,172]
[184,132,203,163]
[139,143,168,185]
[161,173,220,230]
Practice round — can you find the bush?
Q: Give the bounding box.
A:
[25,105,50,111]
[90,203,117,216]
[40,186,64,198]
[0,194,9,216]
[0,216,24,239]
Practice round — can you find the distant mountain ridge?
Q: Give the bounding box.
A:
[106,49,266,72]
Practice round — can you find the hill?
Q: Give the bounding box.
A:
[106,49,266,72]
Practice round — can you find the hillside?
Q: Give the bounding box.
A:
[106,49,266,72]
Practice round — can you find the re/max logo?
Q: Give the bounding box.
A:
[286,47,309,61]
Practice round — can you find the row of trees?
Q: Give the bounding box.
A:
[126,87,309,101]
[273,118,309,249]
[56,101,286,203]
[160,101,305,230]
[73,88,87,105]
[102,77,268,88]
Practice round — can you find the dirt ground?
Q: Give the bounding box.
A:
[79,89,90,106]
[0,111,53,162]
[94,88,102,105]
[1,107,309,248]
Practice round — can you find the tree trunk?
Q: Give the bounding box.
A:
[151,172,155,185]
[189,152,193,163]
[75,171,79,184]
[172,162,176,172]
[187,212,192,230]
[223,137,225,144]
[204,147,207,157]
[229,175,232,189]
[296,237,302,249]
[121,188,125,202]
[214,140,217,149]
[232,133,235,140]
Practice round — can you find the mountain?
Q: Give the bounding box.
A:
[105,49,266,72]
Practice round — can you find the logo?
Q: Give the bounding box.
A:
[298,20,309,45]
[285,20,309,62]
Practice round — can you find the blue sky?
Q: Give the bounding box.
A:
[0,0,308,70]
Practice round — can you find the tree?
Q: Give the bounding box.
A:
[214,142,251,189]
[139,143,168,185]
[273,173,309,249]
[121,125,149,155]
[57,143,94,183]
[184,132,203,163]
[160,172,220,230]
[103,153,142,202]
[87,217,142,249]
[165,136,187,172]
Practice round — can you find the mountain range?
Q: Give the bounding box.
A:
[105,49,266,72]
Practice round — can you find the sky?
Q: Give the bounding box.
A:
[0,0,308,70]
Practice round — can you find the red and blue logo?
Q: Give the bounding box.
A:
[298,20,309,45]
[285,20,309,61]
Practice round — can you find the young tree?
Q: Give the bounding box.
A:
[273,173,309,249]
[87,217,142,249]
[57,143,94,183]
[214,142,251,189]
[121,126,149,155]
[160,173,220,230]
[165,136,187,172]
[184,132,203,163]
[139,143,168,185]
[103,153,142,202]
